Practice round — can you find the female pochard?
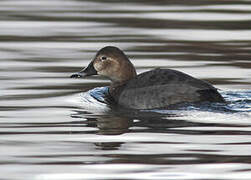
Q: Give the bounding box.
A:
[71,46,225,109]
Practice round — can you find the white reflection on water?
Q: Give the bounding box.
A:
[146,29,251,41]
[143,12,251,21]
[0,21,108,36]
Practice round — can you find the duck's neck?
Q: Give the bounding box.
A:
[110,67,137,88]
[108,81,128,103]
[110,79,129,89]
[112,58,137,84]
[108,59,137,99]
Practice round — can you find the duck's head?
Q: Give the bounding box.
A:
[71,46,137,85]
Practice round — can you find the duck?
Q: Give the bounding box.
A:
[71,46,225,109]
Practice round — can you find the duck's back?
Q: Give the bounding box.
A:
[110,68,225,109]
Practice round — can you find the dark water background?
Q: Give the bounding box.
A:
[1,0,251,179]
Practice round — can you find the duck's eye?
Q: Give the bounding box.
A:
[100,56,107,61]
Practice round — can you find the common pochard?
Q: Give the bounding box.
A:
[71,46,225,109]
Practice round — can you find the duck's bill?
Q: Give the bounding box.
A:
[70,61,97,78]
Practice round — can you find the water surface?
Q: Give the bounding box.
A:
[1,0,251,179]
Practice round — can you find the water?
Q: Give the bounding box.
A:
[1,0,251,179]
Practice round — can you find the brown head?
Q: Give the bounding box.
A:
[71,46,137,85]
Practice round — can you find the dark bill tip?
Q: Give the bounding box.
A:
[70,72,85,78]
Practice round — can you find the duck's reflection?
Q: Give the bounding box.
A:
[71,108,194,135]
[70,108,212,150]
[96,114,132,135]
